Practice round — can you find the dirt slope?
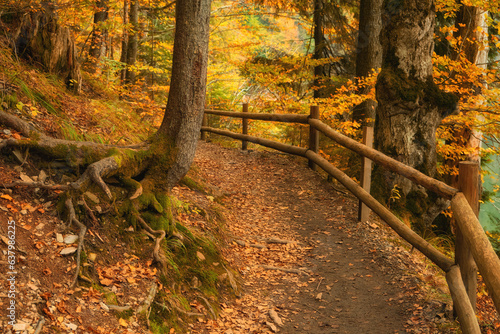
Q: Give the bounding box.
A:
[189,141,457,334]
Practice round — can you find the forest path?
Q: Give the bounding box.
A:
[190,142,449,334]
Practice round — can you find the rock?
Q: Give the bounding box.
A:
[13,322,28,331]
[85,191,100,204]
[64,235,78,244]
[56,233,64,243]
[39,170,48,183]
[20,173,34,183]
[66,323,78,331]
[20,209,27,215]
[60,247,77,255]
[196,251,206,261]
[3,129,11,135]
[100,302,109,312]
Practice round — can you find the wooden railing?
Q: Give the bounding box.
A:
[201,104,500,334]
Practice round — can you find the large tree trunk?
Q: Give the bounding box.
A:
[373,0,457,230]
[125,0,139,85]
[153,0,211,189]
[13,1,81,93]
[88,0,109,72]
[352,0,382,125]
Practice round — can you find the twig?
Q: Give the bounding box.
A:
[257,265,308,275]
[2,181,68,190]
[33,317,45,334]
[81,196,99,226]
[316,277,324,291]
[65,198,87,288]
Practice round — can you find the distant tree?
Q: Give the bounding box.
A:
[88,0,109,72]
[352,0,382,125]
[125,0,139,84]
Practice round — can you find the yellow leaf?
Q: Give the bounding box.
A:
[119,318,128,327]
[1,194,13,201]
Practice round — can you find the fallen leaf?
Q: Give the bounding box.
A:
[119,318,128,327]
[0,194,13,201]
[100,278,114,286]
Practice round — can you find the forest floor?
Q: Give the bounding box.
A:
[1,132,499,333]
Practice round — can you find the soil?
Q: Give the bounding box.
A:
[1,135,497,333]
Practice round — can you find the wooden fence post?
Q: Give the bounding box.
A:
[308,105,319,170]
[242,103,248,150]
[358,126,374,222]
[456,161,480,311]
[200,113,207,140]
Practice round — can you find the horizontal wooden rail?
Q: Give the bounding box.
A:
[201,127,309,157]
[305,150,454,272]
[307,118,458,199]
[452,193,500,314]
[204,109,310,124]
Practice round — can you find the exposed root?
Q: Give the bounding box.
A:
[1,180,68,190]
[65,198,87,287]
[196,294,216,319]
[137,282,158,315]
[71,157,119,199]
[33,317,46,334]
[81,197,99,227]
[135,215,167,272]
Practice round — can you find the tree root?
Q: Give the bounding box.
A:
[33,317,46,334]
[135,215,168,272]
[1,180,68,190]
[65,198,87,287]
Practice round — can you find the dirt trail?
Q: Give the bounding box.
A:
[191,141,454,334]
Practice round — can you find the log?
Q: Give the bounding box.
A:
[201,127,308,157]
[305,150,454,272]
[204,109,309,124]
[307,118,458,199]
[445,265,481,334]
[451,192,500,314]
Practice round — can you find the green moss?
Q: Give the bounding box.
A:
[378,67,458,112]
[180,176,207,194]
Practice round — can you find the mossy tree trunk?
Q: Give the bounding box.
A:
[373,0,458,230]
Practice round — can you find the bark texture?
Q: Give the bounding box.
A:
[88,0,109,72]
[13,2,81,93]
[155,0,211,189]
[352,0,382,125]
[120,0,129,83]
[125,0,139,84]
[373,0,457,228]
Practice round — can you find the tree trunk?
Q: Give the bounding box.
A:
[125,0,139,85]
[88,0,109,72]
[120,0,129,84]
[13,1,81,93]
[373,0,457,230]
[153,0,211,189]
[313,0,327,99]
[352,0,382,125]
